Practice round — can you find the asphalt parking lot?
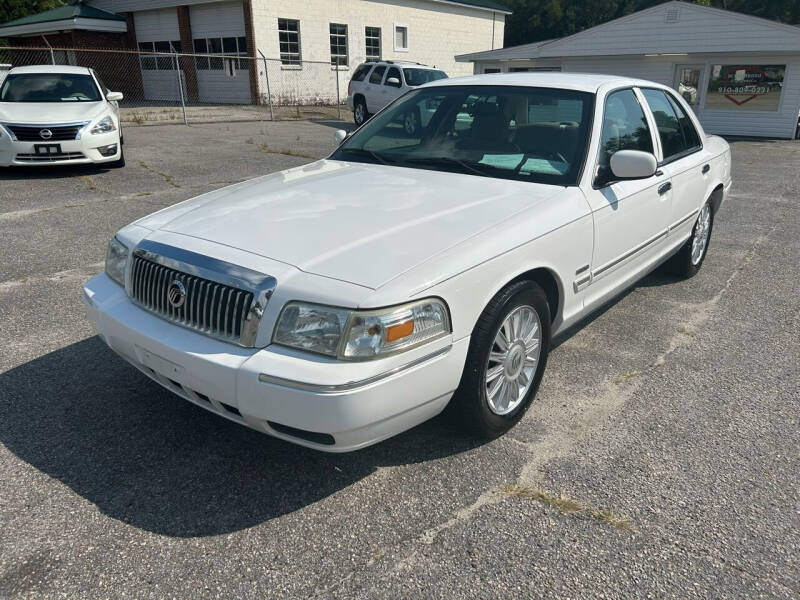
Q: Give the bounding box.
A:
[1,121,798,599]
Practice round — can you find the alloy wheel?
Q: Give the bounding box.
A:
[484,305,542,416]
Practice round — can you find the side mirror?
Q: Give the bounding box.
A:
[385,77,401,87]
[334,129,348,145]
[106,91,123,102]
[610,150,657,180]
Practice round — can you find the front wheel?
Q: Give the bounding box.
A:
[668,200,713,278]
[108,149,125,169]
[449,280,551,438]
[403,107,421,136]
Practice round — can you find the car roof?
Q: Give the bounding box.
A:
[8,65,92,75]
[423,72,665,93]
[362,61,440,70]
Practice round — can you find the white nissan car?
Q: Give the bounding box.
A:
[83,73,731,452]
[0,65,125,168]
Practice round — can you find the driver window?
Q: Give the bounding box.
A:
[597,89,654,185]
[384,67,401,87]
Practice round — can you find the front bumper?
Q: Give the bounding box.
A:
[0,126,121,166]
[83,273,467,452]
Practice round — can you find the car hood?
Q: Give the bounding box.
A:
[0,101,107,124]
[137,160,563,289]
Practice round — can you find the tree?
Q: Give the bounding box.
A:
[0,1,66,27]
[499,0,800,47]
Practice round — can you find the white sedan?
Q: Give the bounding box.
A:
[83,73,731,451]
[0,65,125,168]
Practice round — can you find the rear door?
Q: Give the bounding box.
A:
[582,88,672,306]
[640,88,708,242]
[364,65,386,113]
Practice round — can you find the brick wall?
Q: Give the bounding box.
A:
[176,5,200,102]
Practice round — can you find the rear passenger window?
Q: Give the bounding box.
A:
[351,64,371,82]
[597,89,654,185]
[642,89,700,162]
[667,92,701,152]
[369,65,386,84]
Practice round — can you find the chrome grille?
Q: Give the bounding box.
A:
[130,255,254,343]
[5,123,86,141]
[15,151,85,162]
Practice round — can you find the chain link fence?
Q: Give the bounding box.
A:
[0,45,352,126]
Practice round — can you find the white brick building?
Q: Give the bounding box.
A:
[78,0,508,104]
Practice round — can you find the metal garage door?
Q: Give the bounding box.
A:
[190,1,251,104]
[134,8,182,102]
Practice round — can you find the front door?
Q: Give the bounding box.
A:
[583,88,671,308]
[673,64,704,114]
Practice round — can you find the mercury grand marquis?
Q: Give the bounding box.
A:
[83,73,732,451]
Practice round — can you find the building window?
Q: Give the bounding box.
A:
[394,24,408,51]
[193,37,248,71]
[137,41,181,71]
[483,68,501,74]
[278,18,301,65]
[365,26,381,61]
[330,23,348,66]
[509,67,530,72]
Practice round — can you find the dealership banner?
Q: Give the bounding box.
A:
[706,64,786,111]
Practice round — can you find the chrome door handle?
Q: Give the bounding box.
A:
[702,164,710,174]
[658,182,672,195]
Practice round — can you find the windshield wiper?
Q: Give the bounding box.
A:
[339,147,392,166]
[397,156,492,178]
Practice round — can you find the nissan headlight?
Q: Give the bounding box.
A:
[273,298,450,360]
[91,115,116,135]
[105,236,128,286]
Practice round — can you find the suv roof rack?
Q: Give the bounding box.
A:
[382,60,426,66]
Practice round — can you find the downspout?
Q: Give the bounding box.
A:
[41,35,55,65]
[491,12,496,49]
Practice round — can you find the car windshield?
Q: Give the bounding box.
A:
[331,85,594,186]
[403,68,448,86]
[0,73,101,102]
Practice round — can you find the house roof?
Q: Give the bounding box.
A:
[0,1,125,28]
[457,1,800,62]
[456,39,555,62]
[438,0,511,14]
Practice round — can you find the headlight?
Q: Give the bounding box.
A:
[105,236,128,286]
[273,298,450,360]
[91,115,116,135]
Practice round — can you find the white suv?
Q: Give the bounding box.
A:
[347,61,447,133]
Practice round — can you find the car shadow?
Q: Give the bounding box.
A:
[0,336,483,538]
[0,164,114,180]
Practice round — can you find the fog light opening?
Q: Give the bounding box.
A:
[96,144,118,157]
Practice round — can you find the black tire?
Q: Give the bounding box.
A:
[353,97,368,126]
[108,149,125,169]
[667,200,713,278]
[448,280,551,438]
[403,107,421,136]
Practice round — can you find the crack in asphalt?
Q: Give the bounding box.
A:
[314,207,785,597]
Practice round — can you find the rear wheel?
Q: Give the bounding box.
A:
[449,280,551,438]
[668,200,712,278]
[353,98,368,126]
